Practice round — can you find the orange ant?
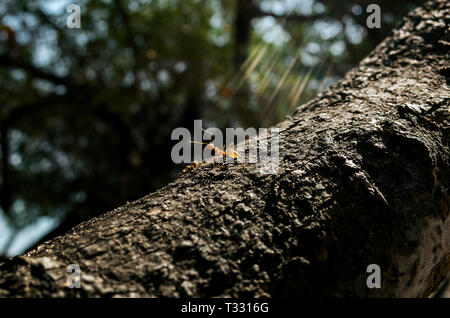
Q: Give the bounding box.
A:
[181,129,247,174]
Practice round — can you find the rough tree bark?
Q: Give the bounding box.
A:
[0,0,449,297]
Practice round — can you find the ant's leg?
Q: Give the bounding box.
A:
[215,153,223,171]
[229,142,248,169]
[222,143,232,164]
[208,153,218,170]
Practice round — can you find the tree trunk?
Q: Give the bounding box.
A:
[233,0,255,70]
[0,0,449,297]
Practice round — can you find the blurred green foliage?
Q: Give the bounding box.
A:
[0,0,424,254]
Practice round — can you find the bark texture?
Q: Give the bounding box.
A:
[0,0,449,298]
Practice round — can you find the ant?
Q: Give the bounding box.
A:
[181,129,247,174]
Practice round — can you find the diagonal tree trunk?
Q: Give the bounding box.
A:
[0,0,449,297]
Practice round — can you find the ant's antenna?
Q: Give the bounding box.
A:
[201,128,214,135]
[201,128,216,142]
[189,141,212,148]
